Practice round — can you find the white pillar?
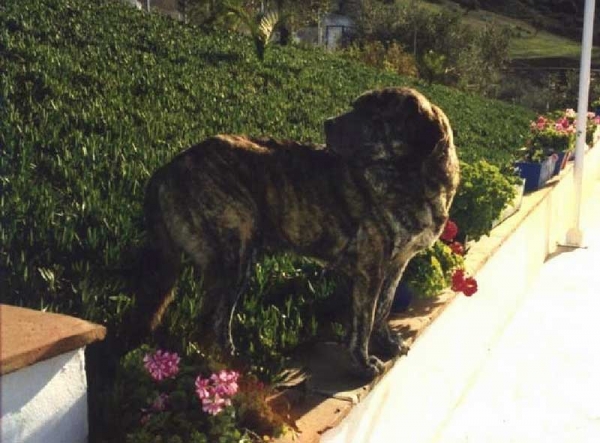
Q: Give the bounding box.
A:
[566,0,596,247]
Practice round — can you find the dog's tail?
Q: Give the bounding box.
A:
[123,169,182,352]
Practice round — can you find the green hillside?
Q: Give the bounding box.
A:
[0,0,533,330]
[421,0,600,65]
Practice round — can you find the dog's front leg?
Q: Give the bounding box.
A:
[370,257,412,358]
[348,271,386,380]
[345,225,388,380]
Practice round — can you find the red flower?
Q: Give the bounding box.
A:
[451,269,478,297]
[449,241,464,255]
[462,276,478,296]
[441,220,458,242]
[451,269,466,291]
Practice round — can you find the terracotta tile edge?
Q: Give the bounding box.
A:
[0,324,106,376]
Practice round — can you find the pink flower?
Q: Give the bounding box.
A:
[202,394,227,416]
[555,117,572,132]
[143,350,180,381]
[195,370,240,415]
[195,376,212,400]
[211,370,239,397]
[533,116,547,131]
[587,111,596,120]
[594,116,600,125]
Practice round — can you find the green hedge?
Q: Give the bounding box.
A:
[0,0,534,332]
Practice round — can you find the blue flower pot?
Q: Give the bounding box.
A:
[552,151,570,176]
[391,282,414,313]
[515,155,557,193]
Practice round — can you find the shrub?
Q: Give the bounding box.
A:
[420,50,447,85]
[343,41,419,78]
[352,0,511,97]
[403,240,464,298]
[450,161,517,242]
[232,254,340,382]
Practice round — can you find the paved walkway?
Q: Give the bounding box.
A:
[428,188,600,442]
[323,183,600,443]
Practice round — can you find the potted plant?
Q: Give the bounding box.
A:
[515,151,557,193]
[514,115,567,192]
[526,114,574,177]
[450,161,518,242]
[392,221,478,312]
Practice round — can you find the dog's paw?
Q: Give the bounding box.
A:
[352,355,386,380]
[368,355,386,375]
[371,328,410,358]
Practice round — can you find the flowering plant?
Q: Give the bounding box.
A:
[439,220,478,297]
[523,113,575,162]
[403,220,477,298]
[556,108,600,145]
[143,350,181,381]
[523,109,600,162]
[139,349,241,426]
[195,370,240,416]
[114,346,285,443]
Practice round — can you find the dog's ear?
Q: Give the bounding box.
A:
[422,105,458,187]
[324,109,370,160]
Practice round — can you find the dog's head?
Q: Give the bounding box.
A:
[325,87,453,165]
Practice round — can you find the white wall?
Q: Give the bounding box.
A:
[1,348,89,443]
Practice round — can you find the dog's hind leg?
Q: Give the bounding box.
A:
[125,175,183,351]
[188,228,257,356]
[211,246,257,355]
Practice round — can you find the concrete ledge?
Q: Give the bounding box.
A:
[0,306,106,443]
[275,144,600,443]
[0,304,106,376]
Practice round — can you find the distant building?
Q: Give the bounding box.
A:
[321,13,355,50]
[294,0,362,50]
[122,0,143,10]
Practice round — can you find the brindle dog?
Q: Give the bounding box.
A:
[136,87,459,379]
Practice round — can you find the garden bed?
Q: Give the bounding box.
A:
[271,141,600,443]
